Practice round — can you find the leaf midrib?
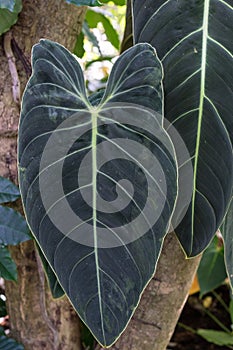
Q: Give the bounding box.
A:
[91,109,106,344]
[191,0,210,254]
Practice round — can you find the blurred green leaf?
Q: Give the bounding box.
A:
[0,246,17,281]
[197,329,233,346]
[65,0,101,6]
[74,31,85,58]
[66,0,125,5]
[101,0,125,4]
[86,9,120,49]
[0,0,16,12]
[197,235,227,297]
[83,20,101,53]
[85,55,114,68]
[80,321,96,350]
[0,206,31,245]
[229,299,233,326]
[0,0,22,35]
[0,333,24,349]
[0,176,20,204]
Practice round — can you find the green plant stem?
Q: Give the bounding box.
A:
[178,322,197,334]
[204,308,231,333]
[212,290,230,314]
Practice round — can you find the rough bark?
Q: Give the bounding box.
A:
[0,1,86,349]
[96,233,201,350]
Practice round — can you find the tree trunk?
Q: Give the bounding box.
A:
[0,1,86,349]
[96,233,201,350]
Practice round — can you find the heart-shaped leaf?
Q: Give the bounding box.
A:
[18,40,177,346]
[133,0,233,256]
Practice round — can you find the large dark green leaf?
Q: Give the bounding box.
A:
[0,0,22,35]
[0,206,31,245]
[133,0,233,256]
[18,39,177,346]
[0,176,20,204]
[0,246,17,281]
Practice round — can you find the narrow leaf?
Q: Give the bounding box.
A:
[221,196,233,289]
[0,246,17,281]
[0,334,24,350]
[197,329,233,346]
[18,39,177,347]
[120,0,133,53]
[0,206,31,245]
[74,31,85,58]
[86,9,120,49]
[65,0,102,6]
[197,235,227,297]
[0,297,7,318]
[0,176,20,204]
[83,20,101,54]
[101,0,125,5]
[133,0,233,256]
[230,300,233,326]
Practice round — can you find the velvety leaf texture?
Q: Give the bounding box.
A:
[133,0,233,256]
[18,40,177,346]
